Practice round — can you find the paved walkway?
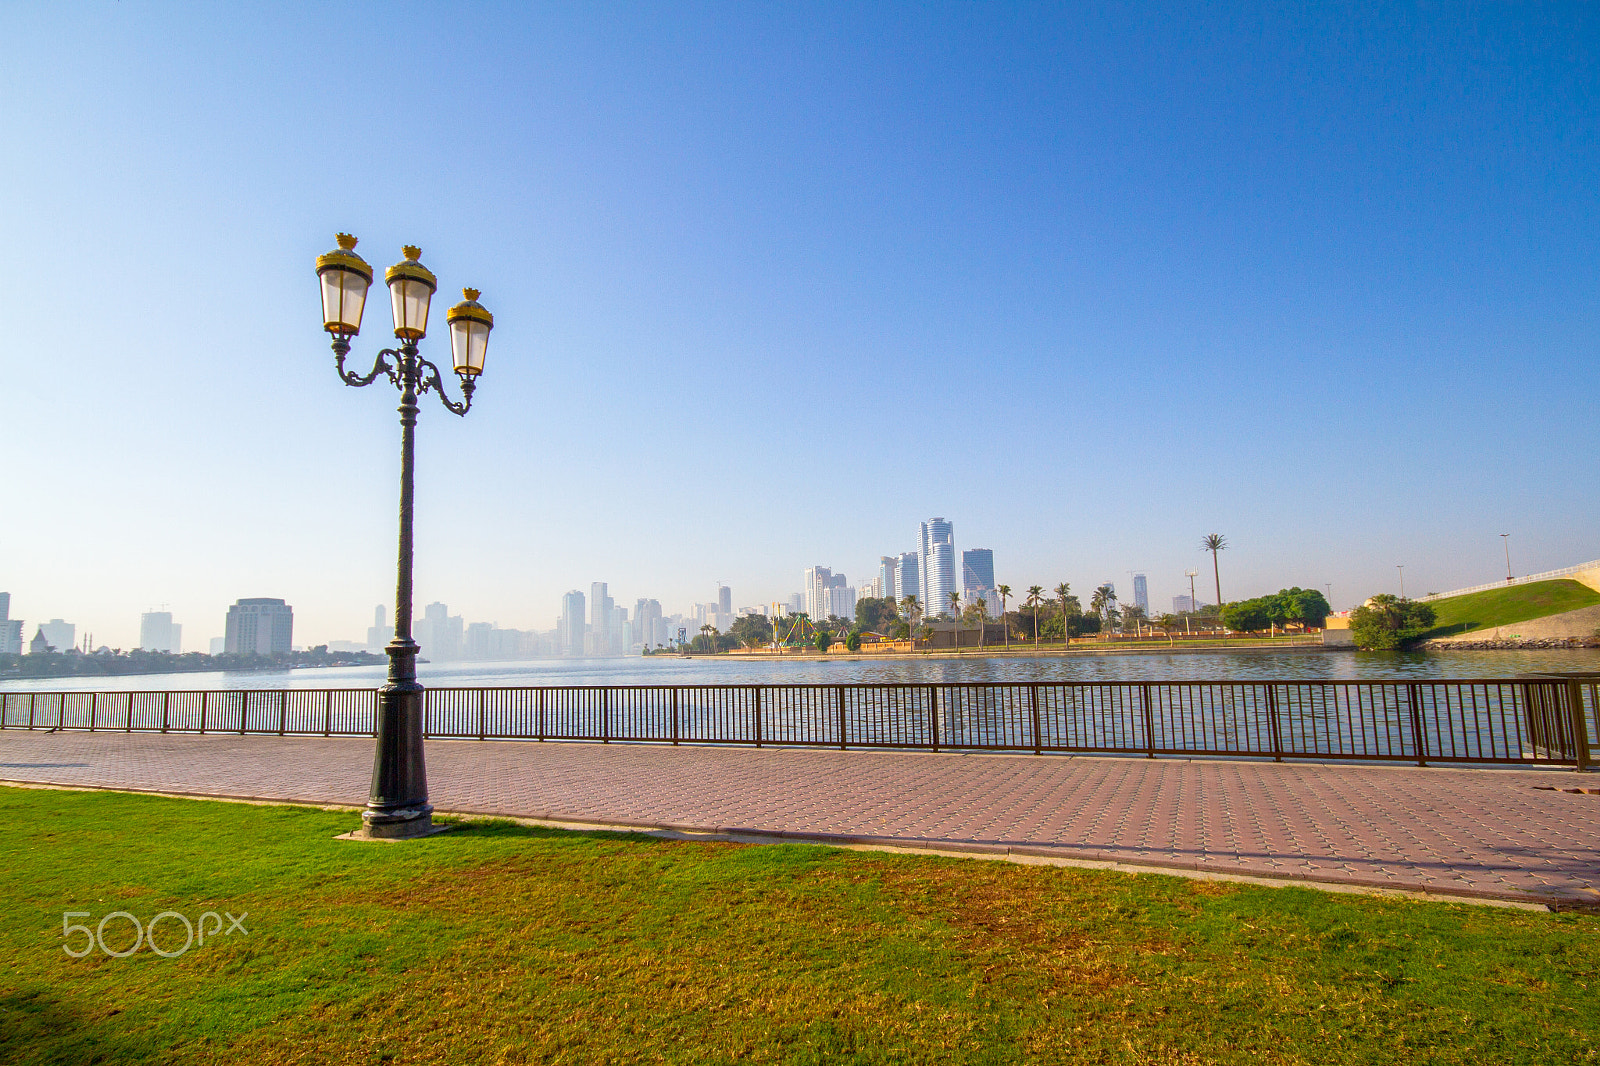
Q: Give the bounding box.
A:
[4,730,1598,907]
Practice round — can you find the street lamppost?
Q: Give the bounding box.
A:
[1501,533,1513,583]
[315,234,494,840]
[1397,565,1405,601]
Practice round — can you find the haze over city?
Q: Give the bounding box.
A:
[1,3,1595,650]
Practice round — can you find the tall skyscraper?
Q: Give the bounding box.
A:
[878,557,897,602]
[961,548,997,617]
[1172,594,1196,614]
[138,611,182,653]
[634,598,664,649]
[224,599,292,655]
[559,590,586,657]
[920,518,956,618]
[803,567,833,619]
[718,584,731,616]
[0,592,21,655]
[589,582,614,655]
[896,552,919,607]
[1132,574,1149,614]
[367,604,393,651]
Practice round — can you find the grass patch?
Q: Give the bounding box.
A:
[3,785,1597,1064]
[1418,579,1600,640]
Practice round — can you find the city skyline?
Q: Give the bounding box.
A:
[2,6,1595,648]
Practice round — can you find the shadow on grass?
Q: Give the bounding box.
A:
[0,988,147,1064]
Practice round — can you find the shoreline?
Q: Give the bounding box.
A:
[665,641,1342,663]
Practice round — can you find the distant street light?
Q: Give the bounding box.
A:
[316,234,494,839]
[1501,533,1513,583]
[1397,565,1405,601]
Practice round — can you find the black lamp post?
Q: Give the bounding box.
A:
[316,234,493,839]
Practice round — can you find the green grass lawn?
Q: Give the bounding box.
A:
[3,786,1597,1065]
[1419,579,1600,640]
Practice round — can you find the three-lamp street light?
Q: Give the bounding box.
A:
[316,234,494,839]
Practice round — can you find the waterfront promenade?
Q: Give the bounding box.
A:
[4,729,1597,908]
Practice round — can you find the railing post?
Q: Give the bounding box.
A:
[837,686,846,750]
[754,686,763,748]
[1408,683,1427,767]
[1267,685,1283,763]
[1030,683,1041,755]
[240,692,248,735]
[323,691,333,736]
[28,693,36,730]
[1141,683,1154,758]
[278,691,287,736]
[602,688,610,743]
[670,688,678,745]
[125,693,133,732]
[199,691,207,734]
[1567,679,1591,771]
[162,692,170,734]
[478,689,487,741]
[930,686,940,752]
[57,693,66,731]
[538,688,547,742]
[89,692,97,732]
[928,686,938,751]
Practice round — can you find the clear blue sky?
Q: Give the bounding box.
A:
[1,2,1596,648]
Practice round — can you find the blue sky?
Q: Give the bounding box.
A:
[1,2,1596,648]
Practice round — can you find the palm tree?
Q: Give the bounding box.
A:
[948,590,962,646]
[899,595,920,646]
[1202,533,1227,610]
[1090,584,1118,631]
[996,584,1012,648]
[698,622,716,653]
[971,597,986,648]
[1053,583,1071,646]
[1025,585,1044,646]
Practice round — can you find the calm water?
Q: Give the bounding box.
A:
[3,647,1599,692]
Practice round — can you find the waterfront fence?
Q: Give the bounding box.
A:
[3,678,1595,768]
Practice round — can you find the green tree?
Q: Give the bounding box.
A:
[996,584,1012,647]
[1201,533,1227,609]
[1025,586,1044,646]
[1053,583,1071,645]
[1349,594,1436,650]
[899,596,921,645]
[854,597,898,633]
[844,631,862,652]
[729,614,773,648]
[815,630,833,654]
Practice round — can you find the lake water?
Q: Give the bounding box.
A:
[4,646,1599,692]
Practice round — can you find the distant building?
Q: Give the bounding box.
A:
[825,584,856,622]
[803,567,832,620]
[718,584,732,616]
[415,602,463,661]
[589,582,614,655]
[785,593,803,615]
[1132,574,1149,615]
[878,558,897,603]
[962,548,997,616]
[224,599,292,656]
[920,519,956,618]
[1172,594,1198,614]
[896,552,919,608]
[559,590,586,657]
[138,611,182,653]
[0,592,21,655]
[367,604,393,652]
[634,598,664,649]
[39,619,76,654]
[209,637,225,655]
[30,627,52,655]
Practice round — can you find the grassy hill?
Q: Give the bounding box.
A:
[1418,578,1600,640]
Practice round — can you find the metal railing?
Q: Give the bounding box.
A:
[1420,559,1600,602]
[2,679,1594,768]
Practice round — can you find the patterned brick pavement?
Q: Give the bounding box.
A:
[4,730,1598,906]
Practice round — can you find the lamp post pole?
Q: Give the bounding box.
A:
[1397,565,1405,601]
[1501,533,1513,583]
[317,235,494,840]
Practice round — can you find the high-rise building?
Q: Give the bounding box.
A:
[589,582,614,655]
[961,548,997,615]
[786,593,803,615]
[38,619,76,653]
[559,590,586,657]
[138,611,182,653]
[634,598,664,649]
[415,602,463,661]
[367,604,393,652]
[224,599,292,656]
[718,584,731,616]
[879,557,897,602]
[896,552,919,608]
[803,567,833,619]
[1132,574,1149,614]
[0,592,21,655]
[920,518,957,618]
[1172,594,1196,614]
[612,604,630,653]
